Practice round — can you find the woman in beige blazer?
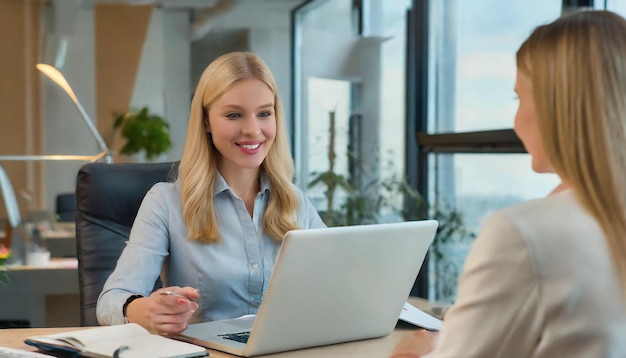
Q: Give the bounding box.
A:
[391,10,626,358]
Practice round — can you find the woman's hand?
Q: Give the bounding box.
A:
[126,286,200,335]
[390,329,439,358]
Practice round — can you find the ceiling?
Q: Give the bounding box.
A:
[45,0,306,42]
[79,0,217,9]
[78,0,304,10]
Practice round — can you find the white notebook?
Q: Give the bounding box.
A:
[24,323,207,358]
[399,302,443,331]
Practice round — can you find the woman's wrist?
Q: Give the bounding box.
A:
[122,294,143,323]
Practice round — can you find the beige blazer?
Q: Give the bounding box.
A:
[430,189,626,358]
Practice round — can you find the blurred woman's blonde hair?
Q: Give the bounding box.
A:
[178,52,300,244]
[517,10,626,297]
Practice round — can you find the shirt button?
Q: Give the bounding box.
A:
[252,263,259,269]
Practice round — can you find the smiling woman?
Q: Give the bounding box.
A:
[96,52,326,335]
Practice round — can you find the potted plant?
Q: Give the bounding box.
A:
[113,107,172,161]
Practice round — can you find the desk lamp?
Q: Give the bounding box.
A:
[0,64,113,163]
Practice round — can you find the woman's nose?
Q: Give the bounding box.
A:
[242,128,260,136]
[242,119,261,136]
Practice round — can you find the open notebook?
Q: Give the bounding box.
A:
[25,323,207,358]
[176,220,438,357]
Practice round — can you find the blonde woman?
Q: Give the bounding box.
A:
[392,10,626,358]
[97,52,325,334]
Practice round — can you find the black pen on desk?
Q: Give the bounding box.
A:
[159,290,197,302]
[113,344,129,358]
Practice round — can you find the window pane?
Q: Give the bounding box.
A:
[424,0,563,302]
[431,154,561,221]
[604,1,626,15]
[379,0,411,199]
[293,0,355,192]
[427,153,561,303]
[294,0,411,225]
[427,0,562,133]
[306,78,353,212]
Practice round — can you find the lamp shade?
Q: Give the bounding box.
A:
[36,64,79,104]
[35,63,112,163]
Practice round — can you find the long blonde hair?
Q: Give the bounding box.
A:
[178,52,301,244]
[517,10,626,297]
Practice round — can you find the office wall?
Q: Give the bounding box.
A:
[42,8,98,212]
[127,8,191,162]
[0,0,43,217]
[44,5,178,210]
[41,5,154,212]
[94,4,153,160]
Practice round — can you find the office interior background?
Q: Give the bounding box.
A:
[0,0,623,313]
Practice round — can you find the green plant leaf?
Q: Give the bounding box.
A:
[112,107,171,158]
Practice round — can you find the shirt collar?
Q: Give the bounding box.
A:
[213,171,271,196]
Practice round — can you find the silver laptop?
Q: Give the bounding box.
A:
[176,220,438,357]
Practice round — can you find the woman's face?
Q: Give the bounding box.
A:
[206,79,277,174]
[514,70,553,173]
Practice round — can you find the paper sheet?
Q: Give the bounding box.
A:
[398,302,443,331]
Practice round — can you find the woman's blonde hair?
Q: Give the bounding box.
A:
[178,52,300,244]
[517,10,626,297]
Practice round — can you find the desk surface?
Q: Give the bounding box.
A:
[1,229,76,258]
[0,229,74,240]
[5,258,77,271]
[0,298,435,357]
[0,327,413,357]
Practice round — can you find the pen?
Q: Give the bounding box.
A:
[113,345,129,358]
[159,290,197,302]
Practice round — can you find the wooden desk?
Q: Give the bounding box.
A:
[0,259,80,327]
[1,227,76,258]
[41,230,76,258]
[0,298,435,357]
[0,327,411,357]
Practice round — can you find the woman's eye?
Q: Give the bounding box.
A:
[259,111,273,118]
[226,112,241,119]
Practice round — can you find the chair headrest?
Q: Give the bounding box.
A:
[76,162,177,228]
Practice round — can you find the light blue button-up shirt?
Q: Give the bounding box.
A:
[97,173,325,325]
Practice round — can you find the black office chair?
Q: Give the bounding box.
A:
[75,162,178,326]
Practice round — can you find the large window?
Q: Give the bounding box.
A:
[411,0,564,302]
[292,0,601,301]
[427,0,563,225]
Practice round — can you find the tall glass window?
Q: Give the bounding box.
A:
[425,0,562,302]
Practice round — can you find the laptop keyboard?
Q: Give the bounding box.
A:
[219,331,251,343]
